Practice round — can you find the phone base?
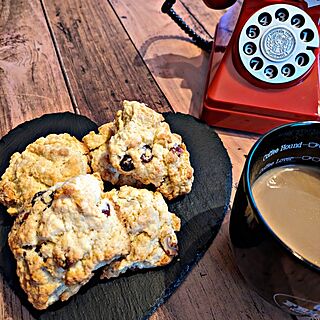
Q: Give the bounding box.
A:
[202,58,320,134]
[201,44,320,134]
[202,103,297,134]
[202,82,320,135]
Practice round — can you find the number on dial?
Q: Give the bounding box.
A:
[249,57,263,70]
[291,14,305,28]
[246,26,260,39]
[264,66,278,79]
[258,12,272,26]
[281,64,295,77]
[295,53,309,67]
[243,42,256,55]
[300,29,314,42]
[275,9,289,22]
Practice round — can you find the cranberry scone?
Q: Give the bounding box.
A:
[83,100,194,200]
[8,174,130,310]
[0,133,90,215]
[82,122,139,186]
[101,186,181,279]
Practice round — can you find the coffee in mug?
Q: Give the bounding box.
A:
[251,165,320,268]
[230,121,320,318]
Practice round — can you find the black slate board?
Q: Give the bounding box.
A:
[0,112,232,320]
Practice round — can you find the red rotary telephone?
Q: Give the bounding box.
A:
[162,0,320,133]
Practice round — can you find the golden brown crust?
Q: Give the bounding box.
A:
[83,101,194,199]
[82,122,139,186]
[8,174,130,310]
[8,177,180,309]
[101,186,181,279]
[4,101,188,310]
[82,123,115,151]
[0,134,90,215]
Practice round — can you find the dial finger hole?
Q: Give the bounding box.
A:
[249,57,263,70]
[243,42,257,55]
[281,64,295,77]
[258,12,272,26]
[275,8,289,22]
[264,65,278,79]
[295,53,309,67]
[246,25,260,39]
[291,14,305,28]
[300,29,315,42]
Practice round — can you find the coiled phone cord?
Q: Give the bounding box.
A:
[161,0,213,53]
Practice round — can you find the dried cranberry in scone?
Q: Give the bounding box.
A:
[140,145,153,163]
[8,174,130,310]
[107,101,194,199]
[101,186,181,279]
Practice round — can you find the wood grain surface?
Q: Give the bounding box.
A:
[41,0,171,123]
[0,1,73,319]
[109,0,209,117]
[0,0,73,137]
[0,0,294,319]
[106,1,292,320]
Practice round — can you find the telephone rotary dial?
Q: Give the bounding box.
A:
[238,4,318,84]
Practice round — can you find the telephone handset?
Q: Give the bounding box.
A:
[162,0,320,133]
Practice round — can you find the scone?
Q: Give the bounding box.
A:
[0,133,90,215]
[101,186,181,279]
[83,123,139,186]
[83,100,194,199]
[8,174,130,310]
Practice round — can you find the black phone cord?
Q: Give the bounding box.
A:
[161,0,213,53]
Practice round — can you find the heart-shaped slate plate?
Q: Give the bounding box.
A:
[0,112,232,320]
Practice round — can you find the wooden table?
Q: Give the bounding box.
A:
[0,1,293,319]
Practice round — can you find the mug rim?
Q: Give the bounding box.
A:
[245,120,320,273]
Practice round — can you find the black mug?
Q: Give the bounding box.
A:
[230,121,320,318]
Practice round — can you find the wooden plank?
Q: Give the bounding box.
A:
[0,1,74,319]
[0,1,293,320]
[106,1,292,320]
[41,0,171,125]
[0,0,73,137]
[105,0,242,118]
[106,0,249,201]
[107,0,216,117]
[163,0,248,204]
[218,131,257,204]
